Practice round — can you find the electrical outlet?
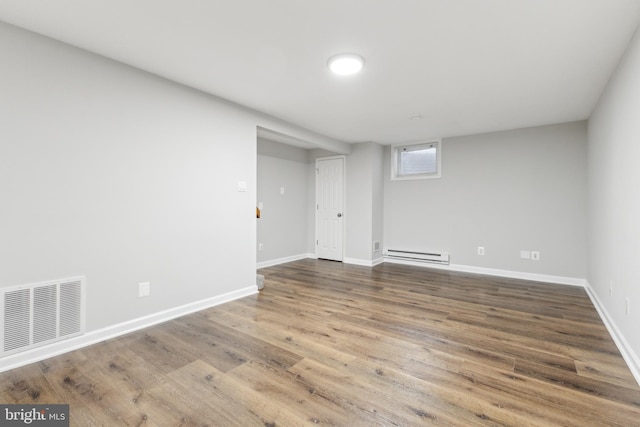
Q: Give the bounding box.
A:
[138,282,150,298]
[531,251,540,261]
[477,246,485,256]
[258,243,264,252]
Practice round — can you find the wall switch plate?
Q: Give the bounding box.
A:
[531,251,540,261]
[138,282,150,298]
[238,181,247,192]
[477,246,485,256]
[520,250,531,259]
[280,186,285,195]
[258,243,264,252]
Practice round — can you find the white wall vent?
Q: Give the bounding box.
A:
[1,277,85,356]
[386,249,450,265]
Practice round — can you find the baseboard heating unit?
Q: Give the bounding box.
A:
[385,249,450,265]
[1,277,85,357]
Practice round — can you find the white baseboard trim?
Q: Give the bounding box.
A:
[584,282,640,386]
[343,257,384,267]
[257,253,314,269]
[259,255,583,287]
[259,254,386,268]
[383,257,586,287]
[0,285,257,373]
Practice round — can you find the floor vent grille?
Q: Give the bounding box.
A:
[2,277,84,356]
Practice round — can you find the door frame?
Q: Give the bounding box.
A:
[315,155,346,261]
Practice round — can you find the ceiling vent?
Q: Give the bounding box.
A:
[1,277,85,356]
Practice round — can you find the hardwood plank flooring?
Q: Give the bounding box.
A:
[1,259,639,426]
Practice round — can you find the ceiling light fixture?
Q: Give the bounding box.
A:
[328,53,365,75]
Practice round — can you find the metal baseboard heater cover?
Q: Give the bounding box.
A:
[386,249,450,265]
[1,277,85,356]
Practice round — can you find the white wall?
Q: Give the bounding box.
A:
[0,23,349,370]
[346,144,374,263]
[588,25,640,373]
[8,9,636,378]
[371,143,385,261]
[258,143,385,266]
[0,22,259,333]
[345,142,384,265]
[384,122,588,280]
[257,139,310,265]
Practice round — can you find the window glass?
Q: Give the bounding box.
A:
[392,141,441,180]
[398,144,437,176]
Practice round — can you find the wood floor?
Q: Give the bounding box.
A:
[1,259,640,426]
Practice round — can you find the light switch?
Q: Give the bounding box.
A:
[238,181,247,192]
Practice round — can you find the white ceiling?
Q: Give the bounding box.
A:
[1,0,640,146]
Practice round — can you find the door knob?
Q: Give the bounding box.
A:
[337,213,342,217]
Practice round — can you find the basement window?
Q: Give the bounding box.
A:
[391,140,441,180]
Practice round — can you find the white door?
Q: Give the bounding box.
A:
[316,157,344,261]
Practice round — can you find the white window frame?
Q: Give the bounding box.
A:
[391,139,442,181]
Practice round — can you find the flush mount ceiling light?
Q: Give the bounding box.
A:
[328,53,365,75]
